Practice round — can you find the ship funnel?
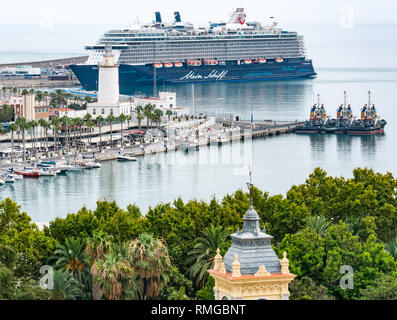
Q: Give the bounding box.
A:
[174,11,181,23]
[155,12,162,23]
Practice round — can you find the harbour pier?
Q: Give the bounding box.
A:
[0,117,302,168]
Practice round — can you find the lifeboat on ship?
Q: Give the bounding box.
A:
[259,58,267,64]
[187,60,202,66]
[275,57,284,63]
[174,62,183,67]
[164,62,173,68]
[204,59,218,66]
[243,59,252,64]
[154,63,163,68]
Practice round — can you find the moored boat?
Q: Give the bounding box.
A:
[79,162,102,169]
[15,170,40,178]
[347,91,387,135]
[3,175,16,183]
[117,153,137,161]
[38,168,60,176]
[294,94,327,134]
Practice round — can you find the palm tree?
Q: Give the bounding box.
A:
[84,95,92,104]
[28,120,38,158]
[153,109,163,128]
[128,233,170,300]
[43,121,51,153]
[165,109,173,124]
[38,118,47,150]
[86,120,95,147]
[8,123,18,163]
[126,114,132,144]
[96,115,104,151]
[187,225,230,289]
[43,91,49,104]
[61,116,72,152]
[166,109,173,137]
[0,127,5,164]
[51,116,61,154]
[52,237,88,284]
[74,117,84,152]
[305,216,331,237]
[35,91,43,104]
[85,232,112,300]
[50,270,84,300]
[386,237,397,260]
[83,113,92,122]
[106,114,116,147]
[91,246,135,300]
[2,87,7,100]
[119,114,127,147]
[16,117,28,161]
[126,114,132,130]
[143,104,154,130]
[52,89,67,107]
[75,96,82,106]
[135,105,144,131]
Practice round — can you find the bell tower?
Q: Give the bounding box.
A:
[208,170,296,300]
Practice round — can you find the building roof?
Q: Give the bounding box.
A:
[51,108,75,112]
[35,112,50,120]
[223,203,281,275]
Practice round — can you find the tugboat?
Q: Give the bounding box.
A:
[295,94,327,134]
[333,91,353,134]
[347,91,387,135]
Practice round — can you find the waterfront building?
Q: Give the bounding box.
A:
[208,196,295,300]
[86,48,132,118]
[134,91,177,111]
[9,94,35,121]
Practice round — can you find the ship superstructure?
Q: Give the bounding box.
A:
[70,8,317,92]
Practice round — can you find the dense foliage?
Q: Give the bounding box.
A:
[0,167,396,300]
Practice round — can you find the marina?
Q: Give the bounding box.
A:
[0,12,395,224]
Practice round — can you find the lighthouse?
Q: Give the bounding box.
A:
[98,47,120,105]
[87,47,132,118]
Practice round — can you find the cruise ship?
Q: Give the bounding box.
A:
[70,8,317,92]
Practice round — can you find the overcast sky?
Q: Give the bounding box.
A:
[0,0,396,26]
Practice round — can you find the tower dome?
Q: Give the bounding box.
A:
[222,203,281,275]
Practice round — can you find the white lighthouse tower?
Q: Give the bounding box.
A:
[98,47,120,105]
[87,47,132,118]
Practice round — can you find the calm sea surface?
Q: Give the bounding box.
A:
[1,24,397,223]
